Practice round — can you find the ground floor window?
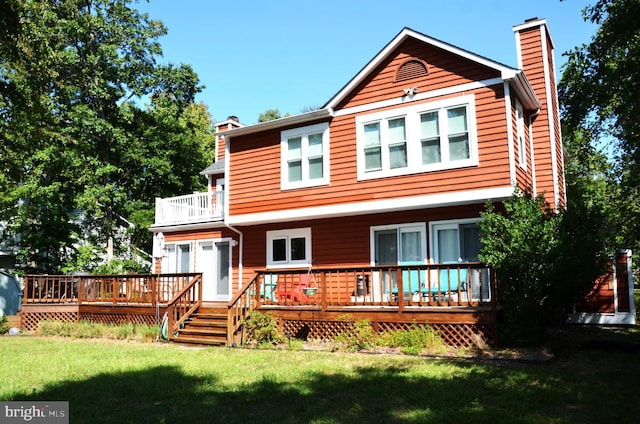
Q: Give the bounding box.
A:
[162,242,193,273]
[371,223,427,266]
[429,219,481,263]
[266,228,312,268]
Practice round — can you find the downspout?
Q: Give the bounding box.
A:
[221,134,244,290]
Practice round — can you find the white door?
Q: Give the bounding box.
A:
[196,240,231,301]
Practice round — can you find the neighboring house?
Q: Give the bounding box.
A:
[0,270,21,316]
[150,19,565,344]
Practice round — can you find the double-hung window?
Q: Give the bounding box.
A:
[362,117,407,171]
[281,122,330,190]
[266,228,312,268]
[356,95,477,179]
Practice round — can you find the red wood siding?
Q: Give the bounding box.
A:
[237,204,487,285]
[336,38,501,110]
[229,83,512,216]
[154,228,241,297]
[518,25,564,209]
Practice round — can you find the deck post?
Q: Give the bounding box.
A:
[321,271,327,312]
[397,268,404,312]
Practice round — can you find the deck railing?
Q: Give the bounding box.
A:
[154,191,223,226]
[165,273,203,340]
[227,273,259,346]
[23,273,201,306]
[252,262,496,310]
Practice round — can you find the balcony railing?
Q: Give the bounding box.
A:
[154,191,223,226]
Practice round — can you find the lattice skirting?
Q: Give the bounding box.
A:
[21,311,79,332]
[21,310,159,332]
[278,319,496,347]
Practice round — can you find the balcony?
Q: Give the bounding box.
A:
[153,191,223,227]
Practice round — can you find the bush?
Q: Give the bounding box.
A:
[335,319,377,352]
[378,322,446,354]
[243,311,286,347]
[0,314,9,335]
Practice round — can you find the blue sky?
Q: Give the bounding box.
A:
[137,0,597,125]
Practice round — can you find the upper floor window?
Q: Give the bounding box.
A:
[516,101,526,169]
[281,122,330,190]
[356,95,478,180]
[266,228,312,268]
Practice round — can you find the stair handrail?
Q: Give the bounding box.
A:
[226,273,260,346]
[166,273,203,341]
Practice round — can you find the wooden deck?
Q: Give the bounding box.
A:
[20,264,499,346]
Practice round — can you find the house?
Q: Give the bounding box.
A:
[146,18,565,346]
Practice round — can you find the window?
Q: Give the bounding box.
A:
[162,242,192,273]
[266,228,312,268]
[281,123,330,189]
[429,219,481,263]
[356,95,477,179]
[516,101,526,169]
[371,223,427,266]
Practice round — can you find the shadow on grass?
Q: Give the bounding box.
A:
[16,327,640,424]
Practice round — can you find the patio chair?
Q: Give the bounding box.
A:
[260,274,278,302]
[429,266,468,300]
[391,268,425,301]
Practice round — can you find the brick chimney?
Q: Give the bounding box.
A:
[513,18,565,210]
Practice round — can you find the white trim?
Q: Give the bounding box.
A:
[266,227,312,269]
[567,313,636,326]
[515,100,527,171]
[355,95,479,180]
[369,222,428,266]
[227,186,514,225]
[504,83,516,186]
[326,28,522,112]
[196,238,234,302]
[513,19,554,49]
[528,112,537,195]
[429,217,482,263]
[335,78,502,118]
[280,122,330,190]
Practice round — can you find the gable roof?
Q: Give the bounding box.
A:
[324,27,539,112]
[220,26,540,139]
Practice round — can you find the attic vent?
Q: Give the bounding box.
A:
[396,59,428,82]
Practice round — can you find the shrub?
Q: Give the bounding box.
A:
[335,319,377,352]
[378,322,446,354]
[243,311,286,347]
[0,314,9,335]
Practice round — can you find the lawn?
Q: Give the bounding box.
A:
[1,326,639,424]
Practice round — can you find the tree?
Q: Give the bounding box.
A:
[258,108,290,122]
[479,189,609,345]
[559,0,640,261]
[0,0,213,272]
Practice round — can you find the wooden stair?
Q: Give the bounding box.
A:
[172,307,228,346]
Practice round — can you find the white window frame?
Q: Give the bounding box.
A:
[280,122,330,190]
[516,100,526,170]
[429,218,481,263]
[356,95,478,180]
[266,227,312,268]
[369,223,427,265]
[162,242,193,273]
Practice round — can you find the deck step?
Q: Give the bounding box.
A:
[171,307,229,347]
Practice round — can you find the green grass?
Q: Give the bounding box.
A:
[1,326,640,423]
